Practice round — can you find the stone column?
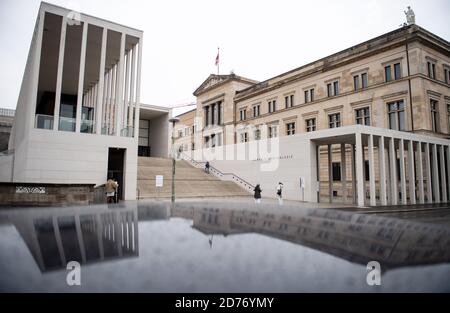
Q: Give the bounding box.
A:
[355,133,365,207]
[341,143,347,203]
[416,142,425,204]
[399,139,407,205]
[439,145,448,202]
[389,137,398,205]
[115,33,126,137]
[75,22,88,133]
[432,144,440,202]
[328,144,333,203]
[378,136,387,205]
[368,134,376,206]
[53,17,67,130]
[407,140,416,204]
[425,143,433,203]
[96,27,107,135]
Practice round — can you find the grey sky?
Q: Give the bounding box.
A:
[0,0,449,115]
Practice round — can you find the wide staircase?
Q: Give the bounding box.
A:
[137,157,251,199]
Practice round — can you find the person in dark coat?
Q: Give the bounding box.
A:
[254,184,262,204]
[205,161,210,174]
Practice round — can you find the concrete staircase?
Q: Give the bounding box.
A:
[137,157,251,199]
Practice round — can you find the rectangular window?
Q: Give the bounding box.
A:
[285,96,289,108]
[328,113,341,128]
[332,162,341,181]
[310,89,314,102]
[272,100,277,112]
[285,95,294,108]
[253,105,260,118]
[353,75,360,91]
[290,95,294,107]
[447,103,450,130]
[286,122,296,136]
[430,99,439,133]
[268,101,272,113]
[387,100,406,131]
[333,81,339,96]
[306,118,316,132]
[240,132,248,143]
[361,73,368,88]
[304,89,314,103]
[269,125,278,138]
[385,65,392,82]
[444,68,450,84]
[254,129,261,140]
[355,107,370,126]
[394,63,402,80]
[427,61,436,79]
[211,104,216,125]
[327,83,332,97]
[239,109,246,121]
[217,102,222,125]
[304,90,309,103]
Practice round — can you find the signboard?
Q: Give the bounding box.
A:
[155,175,164,188]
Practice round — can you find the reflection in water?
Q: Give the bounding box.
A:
[172,204,450,269]
[1,201,450,275]
[8,206,140,272]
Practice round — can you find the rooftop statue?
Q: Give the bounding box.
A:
[404,6,416,25]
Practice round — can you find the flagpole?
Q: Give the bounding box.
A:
[217,47,220,75]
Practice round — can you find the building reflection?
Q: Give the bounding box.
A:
[8,205,139,272]
[181,205,450,269]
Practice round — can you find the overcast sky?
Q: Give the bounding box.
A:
[0,0,449,115]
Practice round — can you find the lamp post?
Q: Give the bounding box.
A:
[169,117,180,203]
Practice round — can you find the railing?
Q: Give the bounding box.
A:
[0,108,15,117]
[35,114,54,130]
[81,119,95,133]
[181,152,255,193]
[121,126,134,138]
[59,117,76,132]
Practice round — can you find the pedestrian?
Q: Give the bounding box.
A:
[254,184,262,204]
[105,177,118,203]
[276,182,284,205]
[205,161,210,174]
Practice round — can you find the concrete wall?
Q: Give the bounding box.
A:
[148,113,169,158]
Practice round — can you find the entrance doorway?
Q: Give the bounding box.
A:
[107,148,125,201]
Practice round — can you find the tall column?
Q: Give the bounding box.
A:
[368,134,376,206]
[133,39,143,139]
[439,145,448,202]
[53,16,68,130]
[351,144,357,204]
[128,47,136,128]
[110,65,117,134]
[341,143,347,203]
[74,215,86,263]
[355,133,365,207]
[75,22,88,133]
[407,140,416,204]
[96,27,107,135]
[389,137,398,205]
[432,144,440,202]
[328,144,333,203]
[378,136,387,205]
[115,33,126,136]
[399,139,407,205]
[123,50,131,132]
[417,142,425,204]
[425,143,433,203]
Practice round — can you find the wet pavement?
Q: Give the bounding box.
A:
[0,200,449,292]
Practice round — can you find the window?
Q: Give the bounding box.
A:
[178,130,183,138]
[364,161,370,181]
[254,129,261,140]
[306,118,316,132]
[447,103,450,130]
[253,104,260,118]
[304,89,314,103]
[204,136,210,148]
[211,104,216,125]
[328,113,341,128]
[385,65,392,82]
[327,81,339,97]
[444,67,450,84]
[239,108,246,121]
[191,143,195,150]
[240,132,248,143]
[427,61,436,79]
[394,63,401,80]
[354,73,368,91]
[285,94,294,108]
[268,100,277,113]
[269,125,278,138]
[192,124,195,134]
[430,99,439,133]
[286,122,296,135]
[387,100,406,131]
[332,163,341,181]
[355,107,370,126]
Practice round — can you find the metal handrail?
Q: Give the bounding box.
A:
[181,153,255,191]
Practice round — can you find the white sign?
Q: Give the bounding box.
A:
[155,175,164,187]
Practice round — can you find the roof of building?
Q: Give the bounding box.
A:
[235,24,450,101]
[193,73,258,97]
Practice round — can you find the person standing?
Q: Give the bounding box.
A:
[205,161,210,174]
[276,182,284,205]
[254,184,262,204]
[105,177,118,203]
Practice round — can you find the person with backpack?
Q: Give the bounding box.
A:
[276,182,284,205]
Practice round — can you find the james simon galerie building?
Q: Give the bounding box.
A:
[0,2,449,207]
